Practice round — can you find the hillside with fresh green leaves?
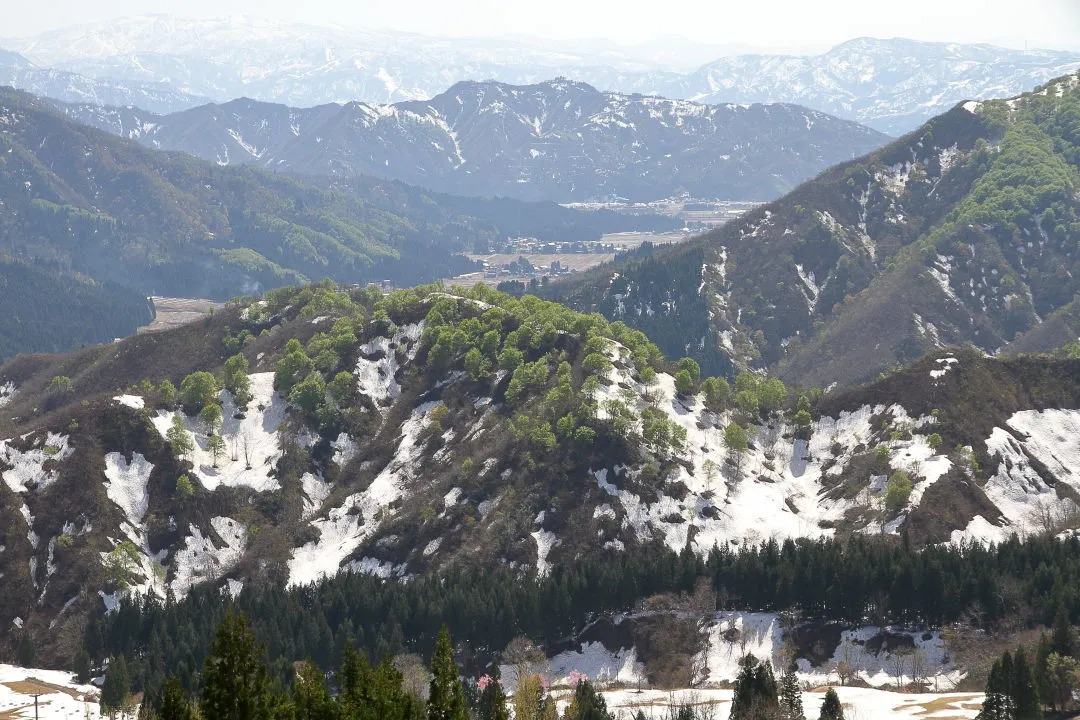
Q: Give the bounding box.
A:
[546,71,1080,387]
[0,86,675,360]
[2,280,1080,670]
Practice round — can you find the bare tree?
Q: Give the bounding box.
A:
[502,636,547,685]
[910,647,928,689]
[890,648,912,689]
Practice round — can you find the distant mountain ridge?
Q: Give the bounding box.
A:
[6,17,1080,133]
[0,47,207,114]
[54,79,888,202]
[544,70,1080,387]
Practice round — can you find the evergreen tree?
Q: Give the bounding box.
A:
[15,630,36,667]
[101,655,130,713]
[1034,633,1052,712]
[428,626,468,720]
[979,656,1014,720]
[1010,648,1041,720]
[74,648,92,684]
[293,661,335,720]
[779,667,805,720]
[817,688,844,720]
[200,608,275,720]
[570,679,612,720]
[160,677,193,720]
[477,666,510,720]
[730,654,780,720]
[1052,601,1075,657]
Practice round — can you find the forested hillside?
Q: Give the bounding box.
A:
[0,262,153,363]
[1,279,1079,674]
[546,71,1080,386]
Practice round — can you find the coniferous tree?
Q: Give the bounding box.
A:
[817,688,844,720]
[293,661,334,720]
[101,655,130,714]
[1052,602,1075,657]
[200,608,275,720]
[779,667,805,720]
[428,626,468,720]
[15,630,36,667]
[570,679,613,720]
[160,677,193,720]
[74,648,92,684]
[1010,648,1041,720]
[979,655,1014,720]
[1035,633,1053,712]
[477,666,510,720]
[730,654,780,720]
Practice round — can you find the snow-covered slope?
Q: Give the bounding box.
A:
[7,17,1080,134]
[0,47,207,114]
[54,79,888,202]
[0,284,1077,666]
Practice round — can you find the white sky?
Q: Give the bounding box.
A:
[5,0,1080,54]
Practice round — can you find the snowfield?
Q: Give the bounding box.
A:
[150,372,284,492]
[0,663,102,719]
[589,687,982,720]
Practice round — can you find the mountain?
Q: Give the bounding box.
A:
[546,70,1080,388]
[2,280,1079,663]
[53,79,889,203]
[674,38,1080,135]
[0,86,674,359]
[0,47,207,114]
[7,17,1080,134]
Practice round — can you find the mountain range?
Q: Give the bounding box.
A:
[546,70,1080,388]
[54,79,889,203]
[2,281,1078,664]
[5,17,1080,134]
[0,87,674,361]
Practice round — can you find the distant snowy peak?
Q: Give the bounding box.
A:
[7,19,1080,134]
[55,79,888,202]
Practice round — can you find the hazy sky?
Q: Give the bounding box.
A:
[6,0,1080,53]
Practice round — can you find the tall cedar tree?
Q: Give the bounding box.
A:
[200,608,276,720]
[160,677,193,720]
[477,666,511,720]
[293,661,335,720]
[571,679,613,720]
[1052,601,1075,657]
[979,654,1015,720]
[730,653,780,720]
[779,667,806,720]
[1010,648,1041,720]
[817,688,844,720]
[428,626,469,720]
[101,655,130,712]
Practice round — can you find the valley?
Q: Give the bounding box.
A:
[0,10,1079,720]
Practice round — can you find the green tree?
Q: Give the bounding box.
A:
[15,629,36,667]
[180,371,220,414]
[568,679,612,720]
[101,655,130,713]
[207,434,226,468]
[158,379,177,407]
[200,403,223,435]
[701,376,731,412]
[736,390,760,416]
[428,626,468,720]
[224,354,252,406]
[730,654,779,720]
[175,474,195,505]
[818,688,844,720]
[582,353,612,375]
[1052,601,1074,657]
[674,369,695,396]
[979,654,1014,720]
[927,433,943,450]
[1011,648,1041,720]
[74,648,92,684]
[497,347,524,374]
[289,372,327,414]
[885,472,914,513]
[677,357,701,385]
[1046,653,1079,712]
[725,423,749,476]
[274,341,315,394]
[464,348,491,381]
[292,661,334,720]
[167,415,194,459]
[779,667,805,720]
[758,377,788,414]
[48,375,74,397]
[200,609,275,720]
[476,666,510,720]
[160,677,194,720]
